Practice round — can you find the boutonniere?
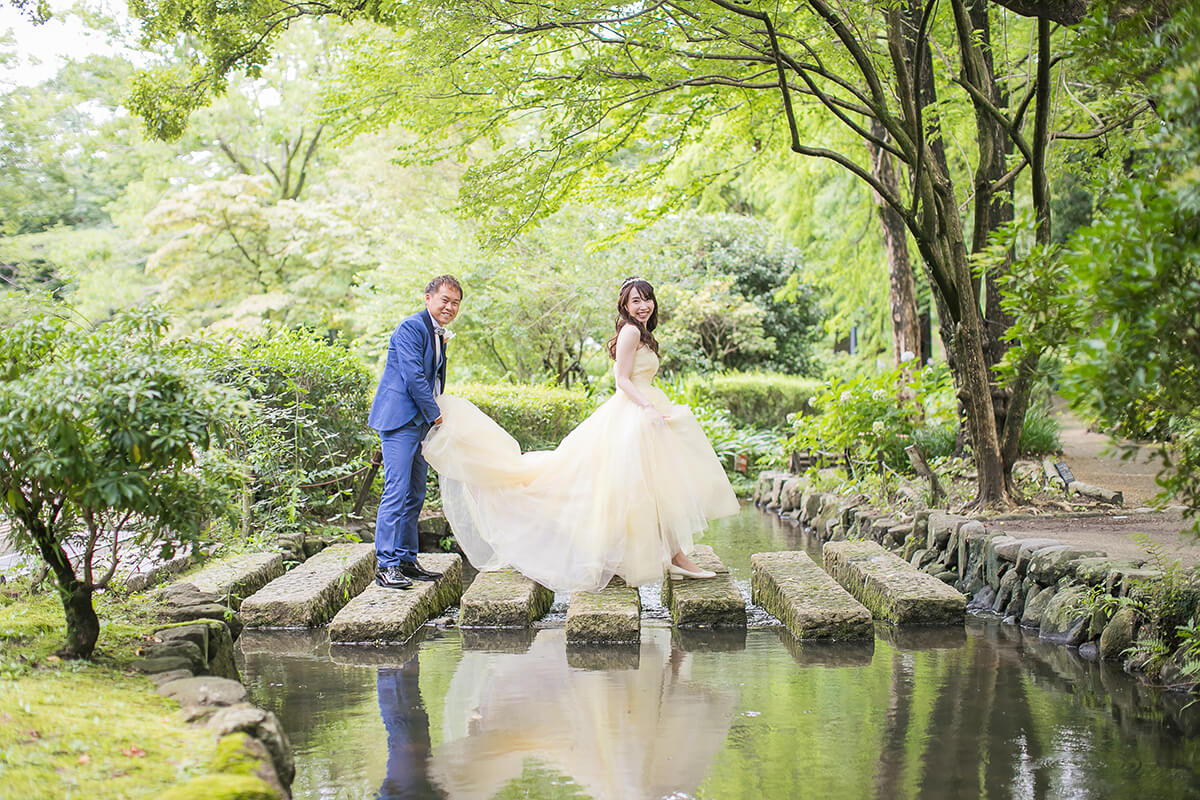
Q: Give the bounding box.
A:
[442,329,456,343]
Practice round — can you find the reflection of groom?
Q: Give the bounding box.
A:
[376,657,442,799]
[369,275,463,589]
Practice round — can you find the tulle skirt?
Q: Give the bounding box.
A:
[421,385,740,593]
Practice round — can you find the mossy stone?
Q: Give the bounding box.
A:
[160,773,280,800]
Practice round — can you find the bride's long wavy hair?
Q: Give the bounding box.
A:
[607,277,660,359]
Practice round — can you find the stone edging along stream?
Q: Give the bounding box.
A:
[754,469,1200,695]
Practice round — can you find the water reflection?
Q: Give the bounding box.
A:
[236,507,1200,800]
[429,628,738,800]
[377,654,441,799]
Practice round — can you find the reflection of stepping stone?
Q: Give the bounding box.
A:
[566,577,640,644]
[661,545,746,628]
[770,626,875,667]
[240,543,376,628]
[672,627,746,653]
[461,627,538,653]
[823,540,965,625]
[459,570,553,628]
[751,551,873,639]
[177,551,286,609]
[328,553,462,645]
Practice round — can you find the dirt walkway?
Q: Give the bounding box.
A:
[987,400,1199,569]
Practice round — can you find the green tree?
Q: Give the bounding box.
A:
[0,308,239,658]
[123,0,1136,507]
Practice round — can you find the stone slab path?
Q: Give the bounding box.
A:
[240,543,376,628]
[458,569,554,628]
[566,577,641,644]
[328,553,462,644]
[750,551,873,639]
[660,545,746,628]
[824,540,965,625]
[176,551,286,609]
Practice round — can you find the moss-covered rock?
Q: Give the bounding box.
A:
[160,773,281,800]
[1100,607,1139,661]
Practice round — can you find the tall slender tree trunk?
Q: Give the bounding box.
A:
[869,118,921,368]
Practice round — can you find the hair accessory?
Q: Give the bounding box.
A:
[621,276,643,290]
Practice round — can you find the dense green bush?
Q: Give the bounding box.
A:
[192,327,375,538]
[681,372,822,430]
[450,382,598,451]
[785,364,1060,476]
[785,365,955,474]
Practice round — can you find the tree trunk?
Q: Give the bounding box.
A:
[869,118,921,368]
[57,582,99,659]
[21,511,100,658]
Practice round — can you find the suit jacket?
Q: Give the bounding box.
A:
[368,309,447,431]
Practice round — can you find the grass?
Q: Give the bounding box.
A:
[0,581,220,800]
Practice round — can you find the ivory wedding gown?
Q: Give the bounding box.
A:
[421,346,739,592]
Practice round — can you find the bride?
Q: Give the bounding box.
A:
[421,277,740,593]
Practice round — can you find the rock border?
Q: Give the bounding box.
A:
[753,470,1200,695]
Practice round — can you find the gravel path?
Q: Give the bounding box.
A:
[993,399,1200,569]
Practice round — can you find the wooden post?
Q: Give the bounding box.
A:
[353,450,383,515]
[905,444,944,505]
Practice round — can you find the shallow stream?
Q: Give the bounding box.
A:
[239,507,1200,799]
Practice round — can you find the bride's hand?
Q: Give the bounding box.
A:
[641,405,668,426]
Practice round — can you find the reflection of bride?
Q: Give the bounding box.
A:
[422,277,739,593]
[430,628,738,800]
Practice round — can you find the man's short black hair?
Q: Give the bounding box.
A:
[425,275,463,299]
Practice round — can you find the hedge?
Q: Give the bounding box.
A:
[684,372,822,430]
[449,383,599,451]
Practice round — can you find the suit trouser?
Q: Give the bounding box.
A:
[375,421,430,567]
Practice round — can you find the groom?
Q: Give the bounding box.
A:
[368,275,462,589]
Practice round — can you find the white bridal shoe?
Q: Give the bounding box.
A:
[667,563,717,580]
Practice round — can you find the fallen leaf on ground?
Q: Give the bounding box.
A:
[122,745,146,758]
[78,754,90,764]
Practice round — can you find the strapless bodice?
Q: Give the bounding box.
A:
[620,346,659,387]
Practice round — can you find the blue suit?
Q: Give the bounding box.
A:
[369,309,447,567]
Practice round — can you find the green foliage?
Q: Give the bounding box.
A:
[1057,4,1200,531]
[1126,535,1200,662]
[191,326,375,539]
[0,56,149,235]
[681,372,822,431]
[450,382,598,452]
[783,364,956,475]
[0,306,241,655]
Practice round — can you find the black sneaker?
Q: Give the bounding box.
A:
[397,560,442,581]
[376,566,414,589]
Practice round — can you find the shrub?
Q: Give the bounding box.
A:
[192,327,376,538]
[682,372,822,430]
[0,309,239,658]
[450,382,598,451]
[784,364,956,475]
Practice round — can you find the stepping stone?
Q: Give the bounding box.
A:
[459,570,554,628]
[660,545,746,628]
[566,577,640,644]
[240,543,376,628]
[328,553,463,644]
[177,551,286,609]
[823,540,966,625]
[751,551,873,639]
